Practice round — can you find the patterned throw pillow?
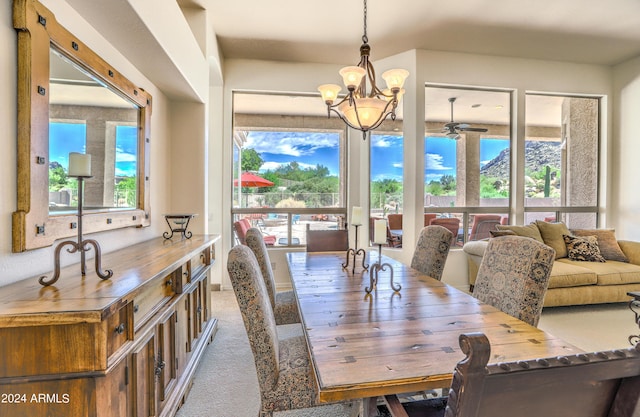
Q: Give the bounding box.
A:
[563,234,606,262]
[569,229,629,262]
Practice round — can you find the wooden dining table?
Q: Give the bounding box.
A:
[286,251,582,416]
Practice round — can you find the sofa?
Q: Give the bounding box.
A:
[463,220,640,307]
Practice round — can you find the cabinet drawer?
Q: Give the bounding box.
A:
[133,275,176,331]
[190,251,207,280]
[106,302,132,358]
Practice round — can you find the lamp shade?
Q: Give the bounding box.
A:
[339,66,366,90]
[338,98,387,130]
[318,84,342,104]
[382,69,409,91]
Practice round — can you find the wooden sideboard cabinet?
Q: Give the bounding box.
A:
[0,235,220,417]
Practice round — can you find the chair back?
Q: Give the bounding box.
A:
[472,235,555,327]
[440,332,640,417]
[410,225,453,281]
[226,245,280,393]
[306,229,349,252]
[387,214,403,231]
[233,218,251,245]
[424,213,437,226]
[468,214,502,241]
[245,227,277,309]
[429,217,460,246]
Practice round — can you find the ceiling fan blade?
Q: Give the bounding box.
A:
[458,127,488,132]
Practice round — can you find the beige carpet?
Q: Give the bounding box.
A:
[175,290,638,417]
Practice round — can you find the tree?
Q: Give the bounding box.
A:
[48,165,68,191]
[241,148,263,172]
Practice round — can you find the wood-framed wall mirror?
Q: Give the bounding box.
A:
[12,0,152,252]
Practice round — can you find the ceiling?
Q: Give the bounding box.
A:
[203,0,640,67]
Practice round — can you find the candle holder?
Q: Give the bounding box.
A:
[342,224,369,274]
[628,292,640,346]
[39,176,113,286]
[365,244,401,294]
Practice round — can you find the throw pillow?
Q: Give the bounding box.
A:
[536,221,570,259]
[563,234,606,262]
[495,224,544,242]
[489,230,517,238]
[570,229,629,262]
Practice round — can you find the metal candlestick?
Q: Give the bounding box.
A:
[342,224,369,274]
[39,176,113,286]
[365,244,401,294]
[629,292,640,346]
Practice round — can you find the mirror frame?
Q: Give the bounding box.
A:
[12,0,152,252]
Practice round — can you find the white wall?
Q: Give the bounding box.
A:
[613,57,640,239]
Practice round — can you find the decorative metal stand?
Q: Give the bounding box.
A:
[39,176,113,286]
[628,292,640,346]
[342,224,369,274]
[365,244,401,294]
[163,214,196,239]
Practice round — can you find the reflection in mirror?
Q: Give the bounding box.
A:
[49,48,139,214]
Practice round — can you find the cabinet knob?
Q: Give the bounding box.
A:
[166,279,173,287]
[115,323,125,334]
[183,270,188,277]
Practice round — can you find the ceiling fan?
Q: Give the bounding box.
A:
[439,97,488,140]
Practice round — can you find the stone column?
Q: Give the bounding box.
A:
[456,132,481,207]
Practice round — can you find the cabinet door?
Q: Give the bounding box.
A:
[97,355,132,417]
[200,271,210,326]
[157,309,177,408]
[132,331,157,417]
[191,282,202,339]
[176,295,191,375]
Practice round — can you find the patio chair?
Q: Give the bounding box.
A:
[472,235,555,327]
[245,228,300,325]
[410,225,453,281]
[234,218,276,246]
[429,217,461,246]
[424,213,437,226]
[468,214,502,241]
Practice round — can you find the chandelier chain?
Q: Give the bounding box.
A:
[362,0,368,44]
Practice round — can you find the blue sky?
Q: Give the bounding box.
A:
[245,131,509,182]
[50,122,138,177]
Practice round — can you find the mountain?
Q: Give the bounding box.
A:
[480,141,561,179]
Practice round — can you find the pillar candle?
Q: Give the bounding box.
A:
[68,152,91,177]
[351,206,362,226]
[374,219,387,244]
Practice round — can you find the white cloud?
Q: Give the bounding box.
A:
[425,153,450,170]
[245,132,338,157]
[260,161,316,172]
[392,162,403,168]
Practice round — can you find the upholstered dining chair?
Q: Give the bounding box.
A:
[227,246,356,417]
[245,228,300,325]
[472,235,556,327]
[410,225,453,281]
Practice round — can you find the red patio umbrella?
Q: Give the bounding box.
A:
[233,172,274,187]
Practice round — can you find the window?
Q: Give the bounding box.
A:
[524,94,599,228]
[424,85,511,243]
[370,133,403,216]
[231,92,347,247]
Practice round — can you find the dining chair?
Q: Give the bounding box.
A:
[227,245,356,417]
[226,245,318,417]
[245,228,300,325]
[410,225,453,281]
[472,235,555,327]
[387,213,403,231]
[387,332,640,417]
[468,214,502,241]
[234,218,276,246]
[306,228,349,252]
[429,217,461,246]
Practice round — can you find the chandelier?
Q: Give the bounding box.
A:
[318,0,409,139]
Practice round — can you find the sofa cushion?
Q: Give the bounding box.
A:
[536,221,570,259]
[559,259,640,286]
[547,260,597,288]
[570,229,629,262]
[495,224,544,242]
[563,234,606,263]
